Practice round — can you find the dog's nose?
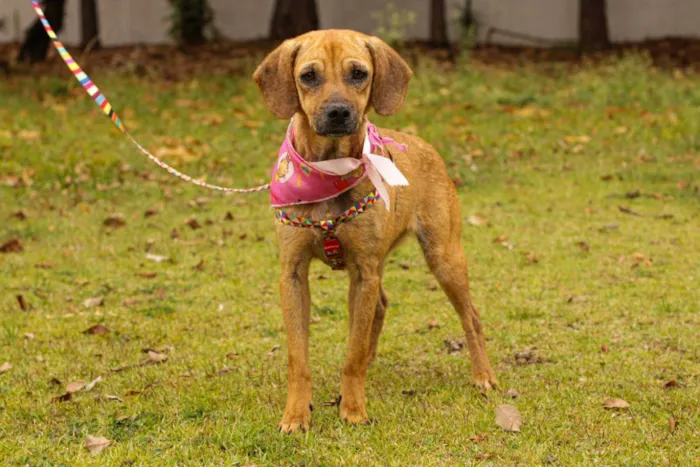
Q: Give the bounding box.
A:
[325,103,351,125]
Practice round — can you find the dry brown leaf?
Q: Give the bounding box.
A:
[137,271,157,278]
[66,381,85,393]
[523,252,539,264]
[83,297,104,308]
[602,398,630,410]
[147,350,168,364]
[18,129,41,140]
[85,435,114,456]
[663,378,681,389]
[467,214,488,226]
[0,361,11,374]
[83,324,111,335]
[226,351,238,359]
[103,214,126,228]
[51,392,72,403]
[144,208,159,217]
[495,404,522,432]
[601,344,610,353]
[1,238,23,253]
[669,416,676,434]
[185,217,202,229]
[84,376,103,391]
[469,432,488,442]
[444,339,465,354]
[12,209,28,220]
[475,453,494,460]
[16,294,29,311]
[427,319,440,330]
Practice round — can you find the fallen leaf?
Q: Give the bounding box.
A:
[514,349,543,365]
[467,214,488,226]
[1,238,23,253]
[146,253,170,263]
[84,376,103,391]
[576,241,590,253]
[185,217,201,229]
[83,324,110,335]
[51,392,72,403]
[496,404,523,432]
[224,211,234,221]
[475,453,494,460]
[123,297,140,306]
[505,388,520,399]
[12,209,28,220]
[399,261,410,270]
[18,129,41,140]
[170,228,180,239]
[0,361,11,374]
[216,367,235,376]
[66,381,85,393]
[602,398,630,410]
[444,339,465,354]
[193,259,205,271]
[427,319,440,329]
[137,271,157,278]
[523,252,539,264]
[83,297,104,308]
[669,416,676,434]
[144,208,159,217]
[85,435,113,456]
[106,394,124,402]
[239,232,248,240]
[470,432,488,442]
[619,205,642,216]
[267,344,281,357]
[103,214,126,228]
[226,351,238,359]
[16,294,29,311]
[663,378,681,389]
[147,350,168,364]
[601,344,610,353]
[24,332,35,340]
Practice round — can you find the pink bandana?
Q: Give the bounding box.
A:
[270,119,408,210]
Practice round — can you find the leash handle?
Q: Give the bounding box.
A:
[29,0,270,194]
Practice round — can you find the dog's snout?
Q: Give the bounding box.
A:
[326,104,351,125]
[316,101,358,137]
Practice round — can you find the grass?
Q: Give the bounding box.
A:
[1,52,699,465]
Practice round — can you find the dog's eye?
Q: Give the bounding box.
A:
[351,69,368,81]
[300,70,316,83]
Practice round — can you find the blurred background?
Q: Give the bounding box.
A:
[2,0,700,67]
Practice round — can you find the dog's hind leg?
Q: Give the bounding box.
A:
[416,199,497,390]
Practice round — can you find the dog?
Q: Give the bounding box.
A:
[253,30,497,433]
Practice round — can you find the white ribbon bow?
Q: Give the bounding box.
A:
[308,134,408,211]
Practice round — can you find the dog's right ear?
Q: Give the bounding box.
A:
[253,40,301,119]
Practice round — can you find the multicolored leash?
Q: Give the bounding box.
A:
[30,0,270,194]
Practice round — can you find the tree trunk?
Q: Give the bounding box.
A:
[579,0,610,51]
[19,0,66,63]
[180,0,207,45]
[430,0,449,47]
[270,0,318,41]
[80,0,100,49]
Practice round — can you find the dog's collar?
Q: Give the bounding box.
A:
[269,118,408,211]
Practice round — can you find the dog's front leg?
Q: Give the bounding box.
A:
[278,257,312,433]
[340,261,381,424]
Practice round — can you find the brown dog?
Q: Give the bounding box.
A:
[254,30,497,433]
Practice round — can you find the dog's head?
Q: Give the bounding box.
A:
[253,30,412,138]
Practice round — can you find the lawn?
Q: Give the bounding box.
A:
[1,51,698,465]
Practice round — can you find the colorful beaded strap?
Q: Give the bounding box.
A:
[29,0,270,194]
[275,191,380,232]
[275,190,380,270]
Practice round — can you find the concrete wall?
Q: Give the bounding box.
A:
[1,0,698,47]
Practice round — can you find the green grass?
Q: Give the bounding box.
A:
[1,53,699,465]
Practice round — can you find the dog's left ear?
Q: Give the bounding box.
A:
[253,40,301,119]
[366,37,413,116]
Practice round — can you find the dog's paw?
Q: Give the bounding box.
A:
[278,408,311,434]
[472,369,498,391]
[339,401,369,425]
